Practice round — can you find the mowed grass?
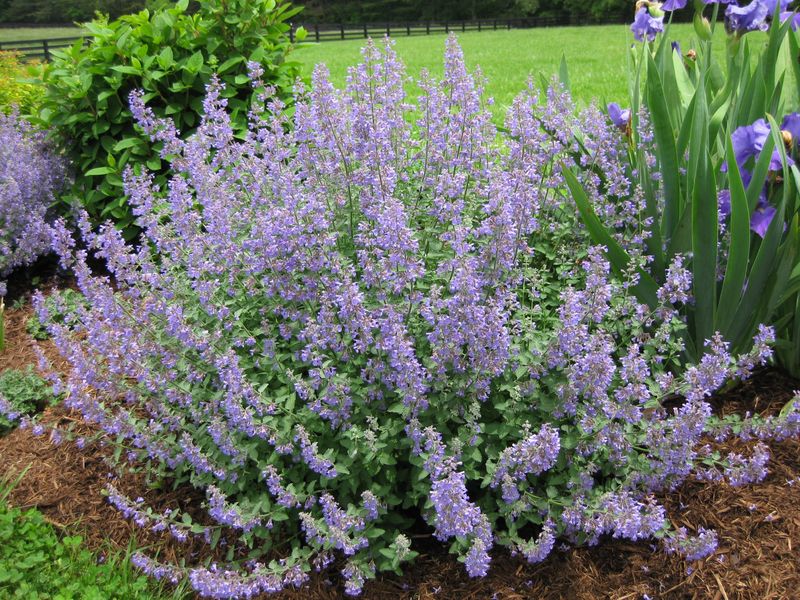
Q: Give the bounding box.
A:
[0,27,83,43]
[295,24,727,120]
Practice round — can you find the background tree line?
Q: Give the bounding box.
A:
[0,0,635,26]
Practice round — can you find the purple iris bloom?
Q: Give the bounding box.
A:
[607,102,631,129]
[725,1,770,34]
[780,11,800,29]
[731,118,770,169]
[662,0,688,10]
[751,200,777,237]
[768,149,794,171]
[671,40,682,54]
[781,112,800,144]
[631,7,665,42]
[703,0,735,3]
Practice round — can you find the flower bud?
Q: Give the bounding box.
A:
[648,3,665,18]
[693,13,713,41]
[782,129,793,149]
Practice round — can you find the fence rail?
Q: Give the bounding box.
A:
[0,16,627,61]
[289,16,626,43]
[0,36,83,61]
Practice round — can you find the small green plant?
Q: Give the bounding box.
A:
[26,288,88,341]
[0,367,57,434]
[0,499,186,599]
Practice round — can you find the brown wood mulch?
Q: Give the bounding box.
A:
[1,290,798,600]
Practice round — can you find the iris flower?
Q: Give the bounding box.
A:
[631,6,665,41]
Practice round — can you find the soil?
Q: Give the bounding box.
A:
[1,284,799,600]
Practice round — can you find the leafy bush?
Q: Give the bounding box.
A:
[23,39,800,597]
[0,499,185,599]
[567,2,800,374]
[38,0,304,238]
[0,111,68,296]
[26,288,88,341]
[0,367,56,434]
[0,52,43,115]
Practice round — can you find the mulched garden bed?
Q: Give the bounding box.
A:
[1,286,798,600]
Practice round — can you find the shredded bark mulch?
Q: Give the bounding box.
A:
[1,295,798,600]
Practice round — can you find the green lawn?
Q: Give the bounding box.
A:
[294,24,727,120]
[0,27,83,43]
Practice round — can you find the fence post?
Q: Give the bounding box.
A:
[507,20,511,30]
[445,22,449,33]
[42,39,50,62]
[386,23,390,36]
[478,20,481,32]
[494,20,497,30]
[364,23,368,38]
[462,21,465,32]
[340,24,345,40]
[314,24,320,42]
[426,21,430,35]
[406,22,410,36]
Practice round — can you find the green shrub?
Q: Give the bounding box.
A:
[0,367,56,434]
[0,51,43,115]
[38,0,305,238]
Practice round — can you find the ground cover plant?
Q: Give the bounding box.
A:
[0,366,55,434]
[9,26,799,597]
[0,495,187,599]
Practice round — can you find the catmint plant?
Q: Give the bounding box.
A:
[0,112,67,295]
[17,38,796,598]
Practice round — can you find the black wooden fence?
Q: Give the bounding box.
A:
[0,15,627,61]
[0,36,83,61]
[289,16,626,43]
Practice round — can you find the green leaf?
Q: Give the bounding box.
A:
[84,166,116,176]
[558,53,570,93]
[185,51,204,74]
[646,52,681,240]
[716,138,751,334]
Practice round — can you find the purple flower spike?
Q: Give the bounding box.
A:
[631,7,665,42]
[717,190,732,219]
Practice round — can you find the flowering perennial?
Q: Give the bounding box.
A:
[0,112,67,295]
[17,38,798,597]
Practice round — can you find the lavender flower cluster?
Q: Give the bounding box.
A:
[31,37,795,598]
[0,111,67,295]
